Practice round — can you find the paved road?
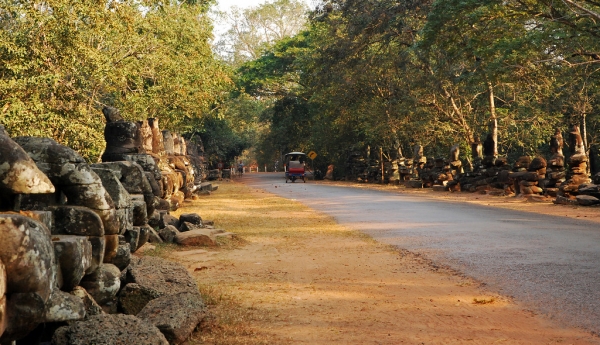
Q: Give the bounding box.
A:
[241,172,600,334]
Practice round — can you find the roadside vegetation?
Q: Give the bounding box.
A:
[232,0,600,175]
[3,0,600,171]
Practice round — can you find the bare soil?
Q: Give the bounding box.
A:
[163,180,600,345]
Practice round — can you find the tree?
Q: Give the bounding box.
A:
[214,0,309,66]
[0,0,230,161]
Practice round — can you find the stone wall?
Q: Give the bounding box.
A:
[0,109,222,344]
[346,126,600,207]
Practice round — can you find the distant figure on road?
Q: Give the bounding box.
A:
[237,161,244,177]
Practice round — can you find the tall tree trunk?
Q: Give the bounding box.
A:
[582,114,590,175]
[488,82,498,157]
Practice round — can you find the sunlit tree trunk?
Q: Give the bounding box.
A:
[488,82,498,157]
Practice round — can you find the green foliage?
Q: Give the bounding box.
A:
[238,0,600,173]
[0,0,230,161]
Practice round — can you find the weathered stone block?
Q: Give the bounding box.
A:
[92,161,150,195]
[103,234,120,265]
[115,206,133,235]
[15,210,53,233]
[548,170,566,180]
[162,131,174,155]
[43,289,86,323]
[87,236,105,274]
[179,221,200,232]
[138,225,150,249]
[79,264,121,306]
[123,257,199,308]
[147,227,164,243]
[137,292,206,345]
[52,235,93,291]
[0,126,55,194]
[554,195,578,205]
[2,292,45,341]
[132,198,148,226]
[145,171,162,197]
[159,213,179,229]
[50,205,104,236]
[14,136,86,165]
[576,195,600,206]
[112,243,132,271]
[579,184,600,199]
[521,171,540,182]
[570,153,588,164]
[60,183,115,210]
[405,180,423,188]
[170,191,185,211]
[158,225,179,243]
[530,186,544,194]
[199,182,213,192]
[125,228,141,253]
[15,192,61,211]
[0,214,55,298]
[91,167,132,209]
[52,314,169,345]
[175,229,217,247]
[119,283,162,315]
[156,198,171,211]
[570,174,591,185]
[178,213,202,227]
[70,286,104,318]
[431,185,447,192]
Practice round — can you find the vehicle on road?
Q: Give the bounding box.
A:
[284,152,306,183]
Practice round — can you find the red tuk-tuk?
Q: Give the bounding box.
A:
[284,152,306,183]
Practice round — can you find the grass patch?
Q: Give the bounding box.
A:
[139,242,179,257]
[185,284,274,345]
[172,182,354,241]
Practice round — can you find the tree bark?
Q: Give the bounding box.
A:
[488,82,498,157]
[582,114,590,175]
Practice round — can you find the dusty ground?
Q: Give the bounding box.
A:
[162,180,600,345]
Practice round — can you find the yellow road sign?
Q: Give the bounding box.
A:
[308,151,317,160]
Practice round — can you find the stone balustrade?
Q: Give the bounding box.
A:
[0,107,221,344]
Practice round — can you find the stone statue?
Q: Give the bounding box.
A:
[550,128,564,156]
[138,120,153,153]
[568,125,585,155]
[482,133,495,157]
[471,138,483,160]
[147,118,164,155]
[450,145,460,162]
[102,106,123,122]
[102,107,143,158]
[413,145,423,160]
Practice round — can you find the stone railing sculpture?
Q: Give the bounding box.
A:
[0,107,225,344]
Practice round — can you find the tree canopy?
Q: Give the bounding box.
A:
[236,0,600,174]
[0,0,230,161]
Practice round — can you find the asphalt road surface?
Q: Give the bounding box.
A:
[241,172,600,334]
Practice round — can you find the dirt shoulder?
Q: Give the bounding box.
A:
[164,180,599,344]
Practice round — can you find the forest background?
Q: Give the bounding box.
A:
[2,0,600,177]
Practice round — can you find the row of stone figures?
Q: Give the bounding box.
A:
[0,108,223,344]
[345,126,600,206]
